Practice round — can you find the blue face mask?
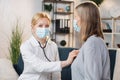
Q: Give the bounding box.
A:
[36,28,49,38]
[73,20,80,32]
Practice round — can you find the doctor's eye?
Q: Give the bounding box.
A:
[38,25,43,27]
[45,24,49,28]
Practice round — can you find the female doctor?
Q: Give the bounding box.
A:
[71,1,110,80]
[18,12,78,80]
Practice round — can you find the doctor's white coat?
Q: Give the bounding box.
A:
[18,36,61,80]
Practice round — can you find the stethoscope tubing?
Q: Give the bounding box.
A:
[38,41,51,62]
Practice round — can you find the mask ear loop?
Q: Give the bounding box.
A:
[38,41,51,62]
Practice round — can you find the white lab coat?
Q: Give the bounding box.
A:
[71,35,110,80]
[18,36,61,80]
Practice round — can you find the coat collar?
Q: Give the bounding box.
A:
[30,36,52,47]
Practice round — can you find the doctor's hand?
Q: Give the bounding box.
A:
[67,50,79,65]
[61,50,79,68]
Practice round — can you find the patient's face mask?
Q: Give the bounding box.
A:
[36,27,49,38]
[73,20,80,32]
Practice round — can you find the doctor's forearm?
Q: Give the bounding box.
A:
[61,60,70,68]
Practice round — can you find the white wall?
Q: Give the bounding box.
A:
[0,0,42,58]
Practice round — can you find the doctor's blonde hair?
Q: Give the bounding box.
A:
[76,1,104,42]
[31,12,51,27]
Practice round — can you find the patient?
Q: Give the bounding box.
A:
[71,1,110,80]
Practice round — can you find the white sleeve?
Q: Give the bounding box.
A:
[52,45,61,80]
[84,42,102,80]
[20,43,62,73]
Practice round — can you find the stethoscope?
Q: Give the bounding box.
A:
[38,41,51,62]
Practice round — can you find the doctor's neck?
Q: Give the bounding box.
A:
[37,37,47,45]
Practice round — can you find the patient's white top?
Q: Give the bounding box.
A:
[71,35,110,80]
